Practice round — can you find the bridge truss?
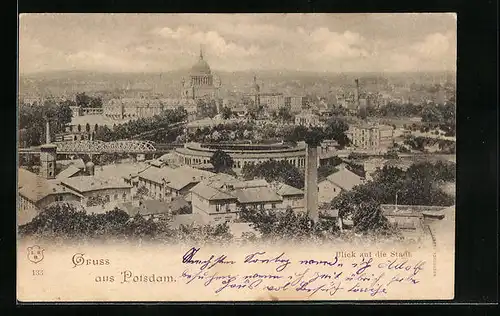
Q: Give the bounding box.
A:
[55,140,157,153]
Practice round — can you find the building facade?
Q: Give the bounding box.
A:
[347,124,394,151]
[181,48,220,100]
[294,110,323,127]
[103,98,196,120]
[174,142,308,170]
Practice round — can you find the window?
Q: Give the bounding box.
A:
[215,204,221,212]
[114,194,118,200]
[271,203,276,209]
[122,193,127,201]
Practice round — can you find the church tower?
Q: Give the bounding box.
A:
[40,119,57,179]
[251,75,260,107]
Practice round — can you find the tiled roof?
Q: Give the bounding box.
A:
[18,168,82,203]
[190,181,237,201]
[324,168,364,192]
[61,176,132,194]
[57,159,85,170]
[56,165,82,179]
[231,187,282,204]
[138,165,214,191]
[118,198,187,216]
[233,179,269,189]
[270,181,304,196]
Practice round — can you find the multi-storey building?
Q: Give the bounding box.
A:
[347,123,394,152]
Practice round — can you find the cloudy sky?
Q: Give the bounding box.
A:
[19,13,456,74]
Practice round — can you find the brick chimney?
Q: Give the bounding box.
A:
[45,118,51,144]
[304,143,319,222]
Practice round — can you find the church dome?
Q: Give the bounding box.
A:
[190,49,211,76]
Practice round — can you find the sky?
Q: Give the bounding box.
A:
[19,13,457,74]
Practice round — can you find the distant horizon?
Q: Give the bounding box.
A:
[20,13,456,74]
[20,68,457,76]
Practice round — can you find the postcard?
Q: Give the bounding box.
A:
[17,13,456,302]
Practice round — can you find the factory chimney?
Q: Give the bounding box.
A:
[304,143,319,223]
[355,78,367,120]
[45,118,51,144]
[355,78,360,109]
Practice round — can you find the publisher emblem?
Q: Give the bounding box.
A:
[27,245,44,264]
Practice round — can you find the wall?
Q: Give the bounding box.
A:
[191,193,238,224]
[318,180,341,205]
[280,195,304,210]
[81,187,132,206]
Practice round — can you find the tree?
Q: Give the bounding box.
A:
[324,117,350,148]
[221,106,232,119]
[134,186,149,200]
[94,125,114,142]
[89,96,103,108]
[210,150,234,172]
[56,102,73,127]
[277,107,292,122]
[76,92,91,108]
[239,207,339,242]
[241,160,304,189]
[421,104,444,123]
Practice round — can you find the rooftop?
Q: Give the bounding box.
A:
[138,165,214,190]
[61,176,132,194]
[270,181,304,196]
[56,165,82,180]
[231,187,283,204]
[190,181,237,201]
[18,168,82,203]
[323,168,364,191]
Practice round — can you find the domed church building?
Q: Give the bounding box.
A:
[181,47,220,100]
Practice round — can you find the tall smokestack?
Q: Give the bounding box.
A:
[305,143,319,222]
[355,79,360,110]
[355,78,367,119]
[45,119,51,144]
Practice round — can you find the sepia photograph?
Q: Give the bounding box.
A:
[17,13,457,301]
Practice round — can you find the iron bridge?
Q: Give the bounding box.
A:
[54,140,157,154]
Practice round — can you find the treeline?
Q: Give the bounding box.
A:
[19,101,72,147]
[285,117,350,148]
[366,102,424,117]
[239,207,341,243]
[241,160,305,189]
[95,107,187,142]
[403,135,456,154]
[19,204,232,244]
[330,161,455,234]
[75,92,103,108]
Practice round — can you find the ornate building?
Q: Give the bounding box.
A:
[181,48,220,100]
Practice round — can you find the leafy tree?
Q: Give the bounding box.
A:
[134,186,149,200]
[241,160,304,189]
[221,106,232,119]
[277,107,293,122]
[239,207,339,242]
[56,102,73,127]
[210,150,234,172]
[89,96,103,108]
[76,92,92,108]
[421,104,444,123]
[94,125,114,142]
[330,161,455,234]
[86,195,107,207]
[323,117,350,148]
